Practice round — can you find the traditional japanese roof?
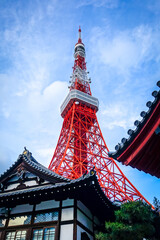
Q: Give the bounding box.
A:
[0,148,115,221]
[0,147,69,184]
[109,81,160,178]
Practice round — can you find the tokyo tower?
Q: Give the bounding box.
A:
[49,27,150,204]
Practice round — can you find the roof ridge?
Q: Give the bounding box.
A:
[22,148,70,182]
[0,148,70,183]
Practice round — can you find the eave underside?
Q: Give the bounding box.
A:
[117,100,160,178]
[122,132,160,178]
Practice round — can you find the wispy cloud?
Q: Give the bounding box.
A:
[35,147,55,167]
[147,0,160,14]
[77,0,119,8]
[88,22,160,155]
[90,25,160,77]
[100,101,139,130]
[0,0,72,168]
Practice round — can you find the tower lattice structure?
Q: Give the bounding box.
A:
[49,27,150,204]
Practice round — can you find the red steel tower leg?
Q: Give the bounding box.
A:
[49,27,150,204]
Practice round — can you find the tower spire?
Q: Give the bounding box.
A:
[48,29,150,205]
[69,26,91,95]
[78,26,82,43]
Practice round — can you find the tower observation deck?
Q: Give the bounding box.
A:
[48,27,150,205]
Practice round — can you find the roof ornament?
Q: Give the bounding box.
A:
[90,167,96,176]
[140,111,146,118]
[127,129,134,136]
[146,101,152,108]
[134,120,140,127]
[152,90,158,98]
[23,147,32,157]
[115,143,121,151]
[121,138,127,144]
[23,146,28,154]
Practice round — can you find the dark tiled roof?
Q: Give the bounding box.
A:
[0,148,70,183]
[109,81,160,159]
[0,148,115,220]
[0,170,115,220]
[0,168,97,197]
[0,184,54,197]
[0,171,95,197]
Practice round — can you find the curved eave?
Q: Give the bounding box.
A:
[0,151,70,184]
[0,173,115,221]
[109,88,160,178]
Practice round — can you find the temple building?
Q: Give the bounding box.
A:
[0,148,115,240]
[109,81,160,178]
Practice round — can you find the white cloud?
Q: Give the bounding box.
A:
[102,103,127,118]
[77,0,118,8]
[0,1,71,170]
[90,25,160,77]
[1,106,10,119]
[35,147,54,167]
[10,80,68,142]
[100,101,140,130]
[28,81,68,114]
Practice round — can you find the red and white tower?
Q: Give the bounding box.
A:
[49,27,150,204]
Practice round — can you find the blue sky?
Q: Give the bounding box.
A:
[0,0,160,204]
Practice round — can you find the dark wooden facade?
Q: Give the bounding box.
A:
[109,81,160,178]
[0,149,115,240]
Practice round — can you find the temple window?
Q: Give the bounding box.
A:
[34,211,58,223]
[8,215,31,226]
[5,230,27,240]
[32,227,55,240]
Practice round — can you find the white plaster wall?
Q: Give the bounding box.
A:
[60,224,73,240]
[5,180,50,190]
[10,204,33,214]
[35,200,59,211]
[77,225,93,240]
[77,201,92,219]
[61,208,73,221]
[25,180,37,186]
[5,183,19,191]
[77,209,93,232]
